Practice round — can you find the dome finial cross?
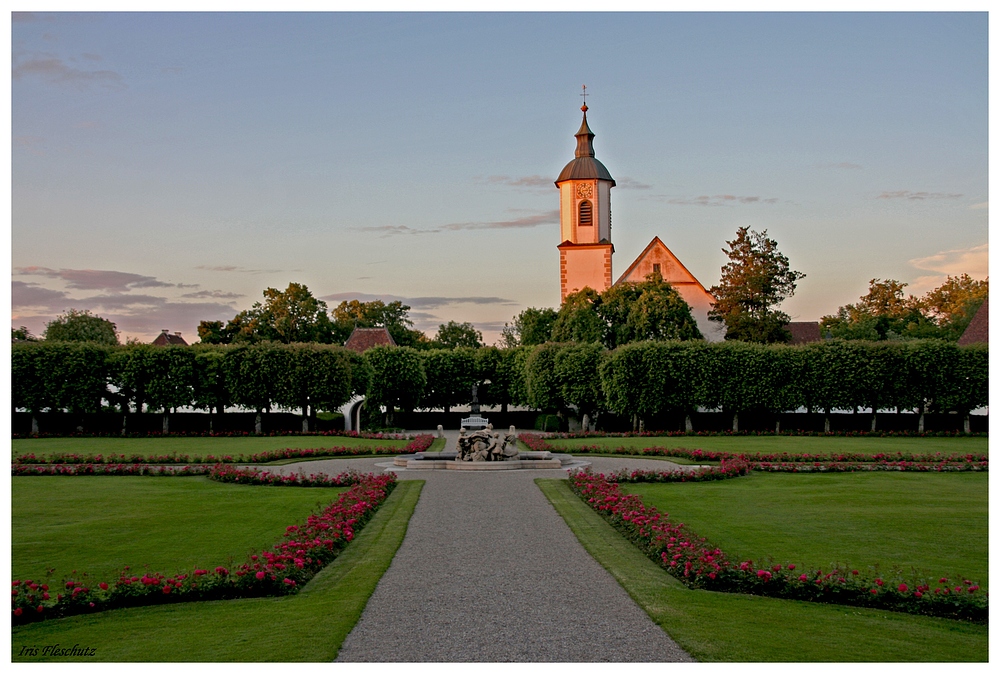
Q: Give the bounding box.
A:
[580,84,589,112]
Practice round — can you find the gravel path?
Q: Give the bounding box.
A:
[282,431,694,662]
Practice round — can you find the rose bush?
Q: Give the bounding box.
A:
[569,470,987,623]
[12,471,395,625]
[14,434,434,466]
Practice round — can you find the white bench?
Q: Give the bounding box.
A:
[461,416,489,429]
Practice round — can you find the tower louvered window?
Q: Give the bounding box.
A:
[578,200,593,226]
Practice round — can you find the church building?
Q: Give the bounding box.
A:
[555,103,725,341]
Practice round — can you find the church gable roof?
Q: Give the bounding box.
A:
[615,236,713,297]
[957,298,988,346]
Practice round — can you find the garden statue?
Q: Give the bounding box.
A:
[456,426,519,462]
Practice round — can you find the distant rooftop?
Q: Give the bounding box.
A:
[344,326,396,353]
[152,330,188,346]
[786,322,822,345]
[957,299,988,346]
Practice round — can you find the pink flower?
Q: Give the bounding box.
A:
[99,582,109,591]
[13,607,22,617]
[897,583,908,592]
[870,589,878,595]
[788,564,795,570]
[875,578,883,586]
[799,574,807,581]
[255,571,266,580]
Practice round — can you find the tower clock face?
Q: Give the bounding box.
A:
[576,183,594,199]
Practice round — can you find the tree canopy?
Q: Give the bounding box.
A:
[820,275,987,341]
[329,299,427,348]
[708,227,805,343]
[500,307,558,347]
[433,321,483,349]
[43,309,119,345]
[199,283,334,344]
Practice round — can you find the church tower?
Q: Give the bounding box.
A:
[555,100,615,302]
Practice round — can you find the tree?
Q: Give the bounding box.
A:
[820,279,935,341]
[12,326,38,342]
[363,345,426,426]
[330,299,426,348]
[598,273,702,347]
[433,321,483,349]
[197,320,231,345]
[500,307,557,347]
[225,283,335,344]
[44,309,119,345]
[917,274,988,340]
[551,288,603,344]
[419,348,478,412]
[708,227,805,343]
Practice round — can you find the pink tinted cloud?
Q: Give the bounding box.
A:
[16,266,173,290]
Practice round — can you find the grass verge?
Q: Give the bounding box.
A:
[545,435,989,457]
[624,472,988,586]
[537,478,987,662]
[13,476,346,581]
[11,480,423,662]
[12,435,411,461]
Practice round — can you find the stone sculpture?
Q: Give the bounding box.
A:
[456,425,519,462]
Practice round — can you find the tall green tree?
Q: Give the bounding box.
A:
[708,227,805,343]
[419,348,478,412]
[44,309,119,345]
[433,321,483,349]
[551,288,603,344]
[363,345,426,426]
[598,273,702,347]
[225,283,335,344]
[500,307,557,347]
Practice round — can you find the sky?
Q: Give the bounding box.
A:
[9,9,990,345]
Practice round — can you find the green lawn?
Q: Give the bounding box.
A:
[539,479,988,662]
[623,472,988,587]
[12,476,346,581]
[12,480,423,662]
[546,434,989,457]
[12,435,411,461]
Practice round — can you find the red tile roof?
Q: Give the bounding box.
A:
[152,330,188,346]
[786,321,822,345]
[344,327,396,353]
[957,298,988,346]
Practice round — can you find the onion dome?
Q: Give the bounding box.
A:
[555,104,616,185]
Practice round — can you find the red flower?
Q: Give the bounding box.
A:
[255,571,266,580]
[13,607,22,617]
[788,564,795,570]
[99,582,109,591]
[870,589,878,594]
[897,583,908,593]
[875,578,884,586]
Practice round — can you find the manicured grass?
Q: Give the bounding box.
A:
[12,476,345,581]
[11,435,410,461]
[538,479,987,662]
[623,472,988,587]
[11,480,423,662]
[546,435,989,457]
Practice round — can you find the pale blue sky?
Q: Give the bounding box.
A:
[10,11,989,343]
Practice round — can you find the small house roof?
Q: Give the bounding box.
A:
[344,327,396,353]
[957,298,988,346]
[152,330,188,346]
[785,322,822,345]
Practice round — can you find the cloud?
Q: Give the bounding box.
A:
[194,265,287,274]
[817,162,863,170]
[320,292,516,309]
[12,53,125,89]
[909,243,988,277]
[440,209,560,231]
[353,225,438,237]
[665,195,779,206]
[179,289,244,300]
[876,190,963,200]
[615,176,652,189]
[12,281,70,308]
[969,202,988,210]
[479,175,553,189]
[16,266,174,290]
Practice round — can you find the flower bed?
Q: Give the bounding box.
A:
[13,429,415,440]
[12,471,396,625]
[13,434,435,466]
[545,429,987,439]
[520,434,988,468]
[569,470,987,623]
[12,463,213,477]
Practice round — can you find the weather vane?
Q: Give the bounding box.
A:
[580,84,588,105]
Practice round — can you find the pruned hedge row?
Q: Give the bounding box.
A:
[12,340,988,434]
